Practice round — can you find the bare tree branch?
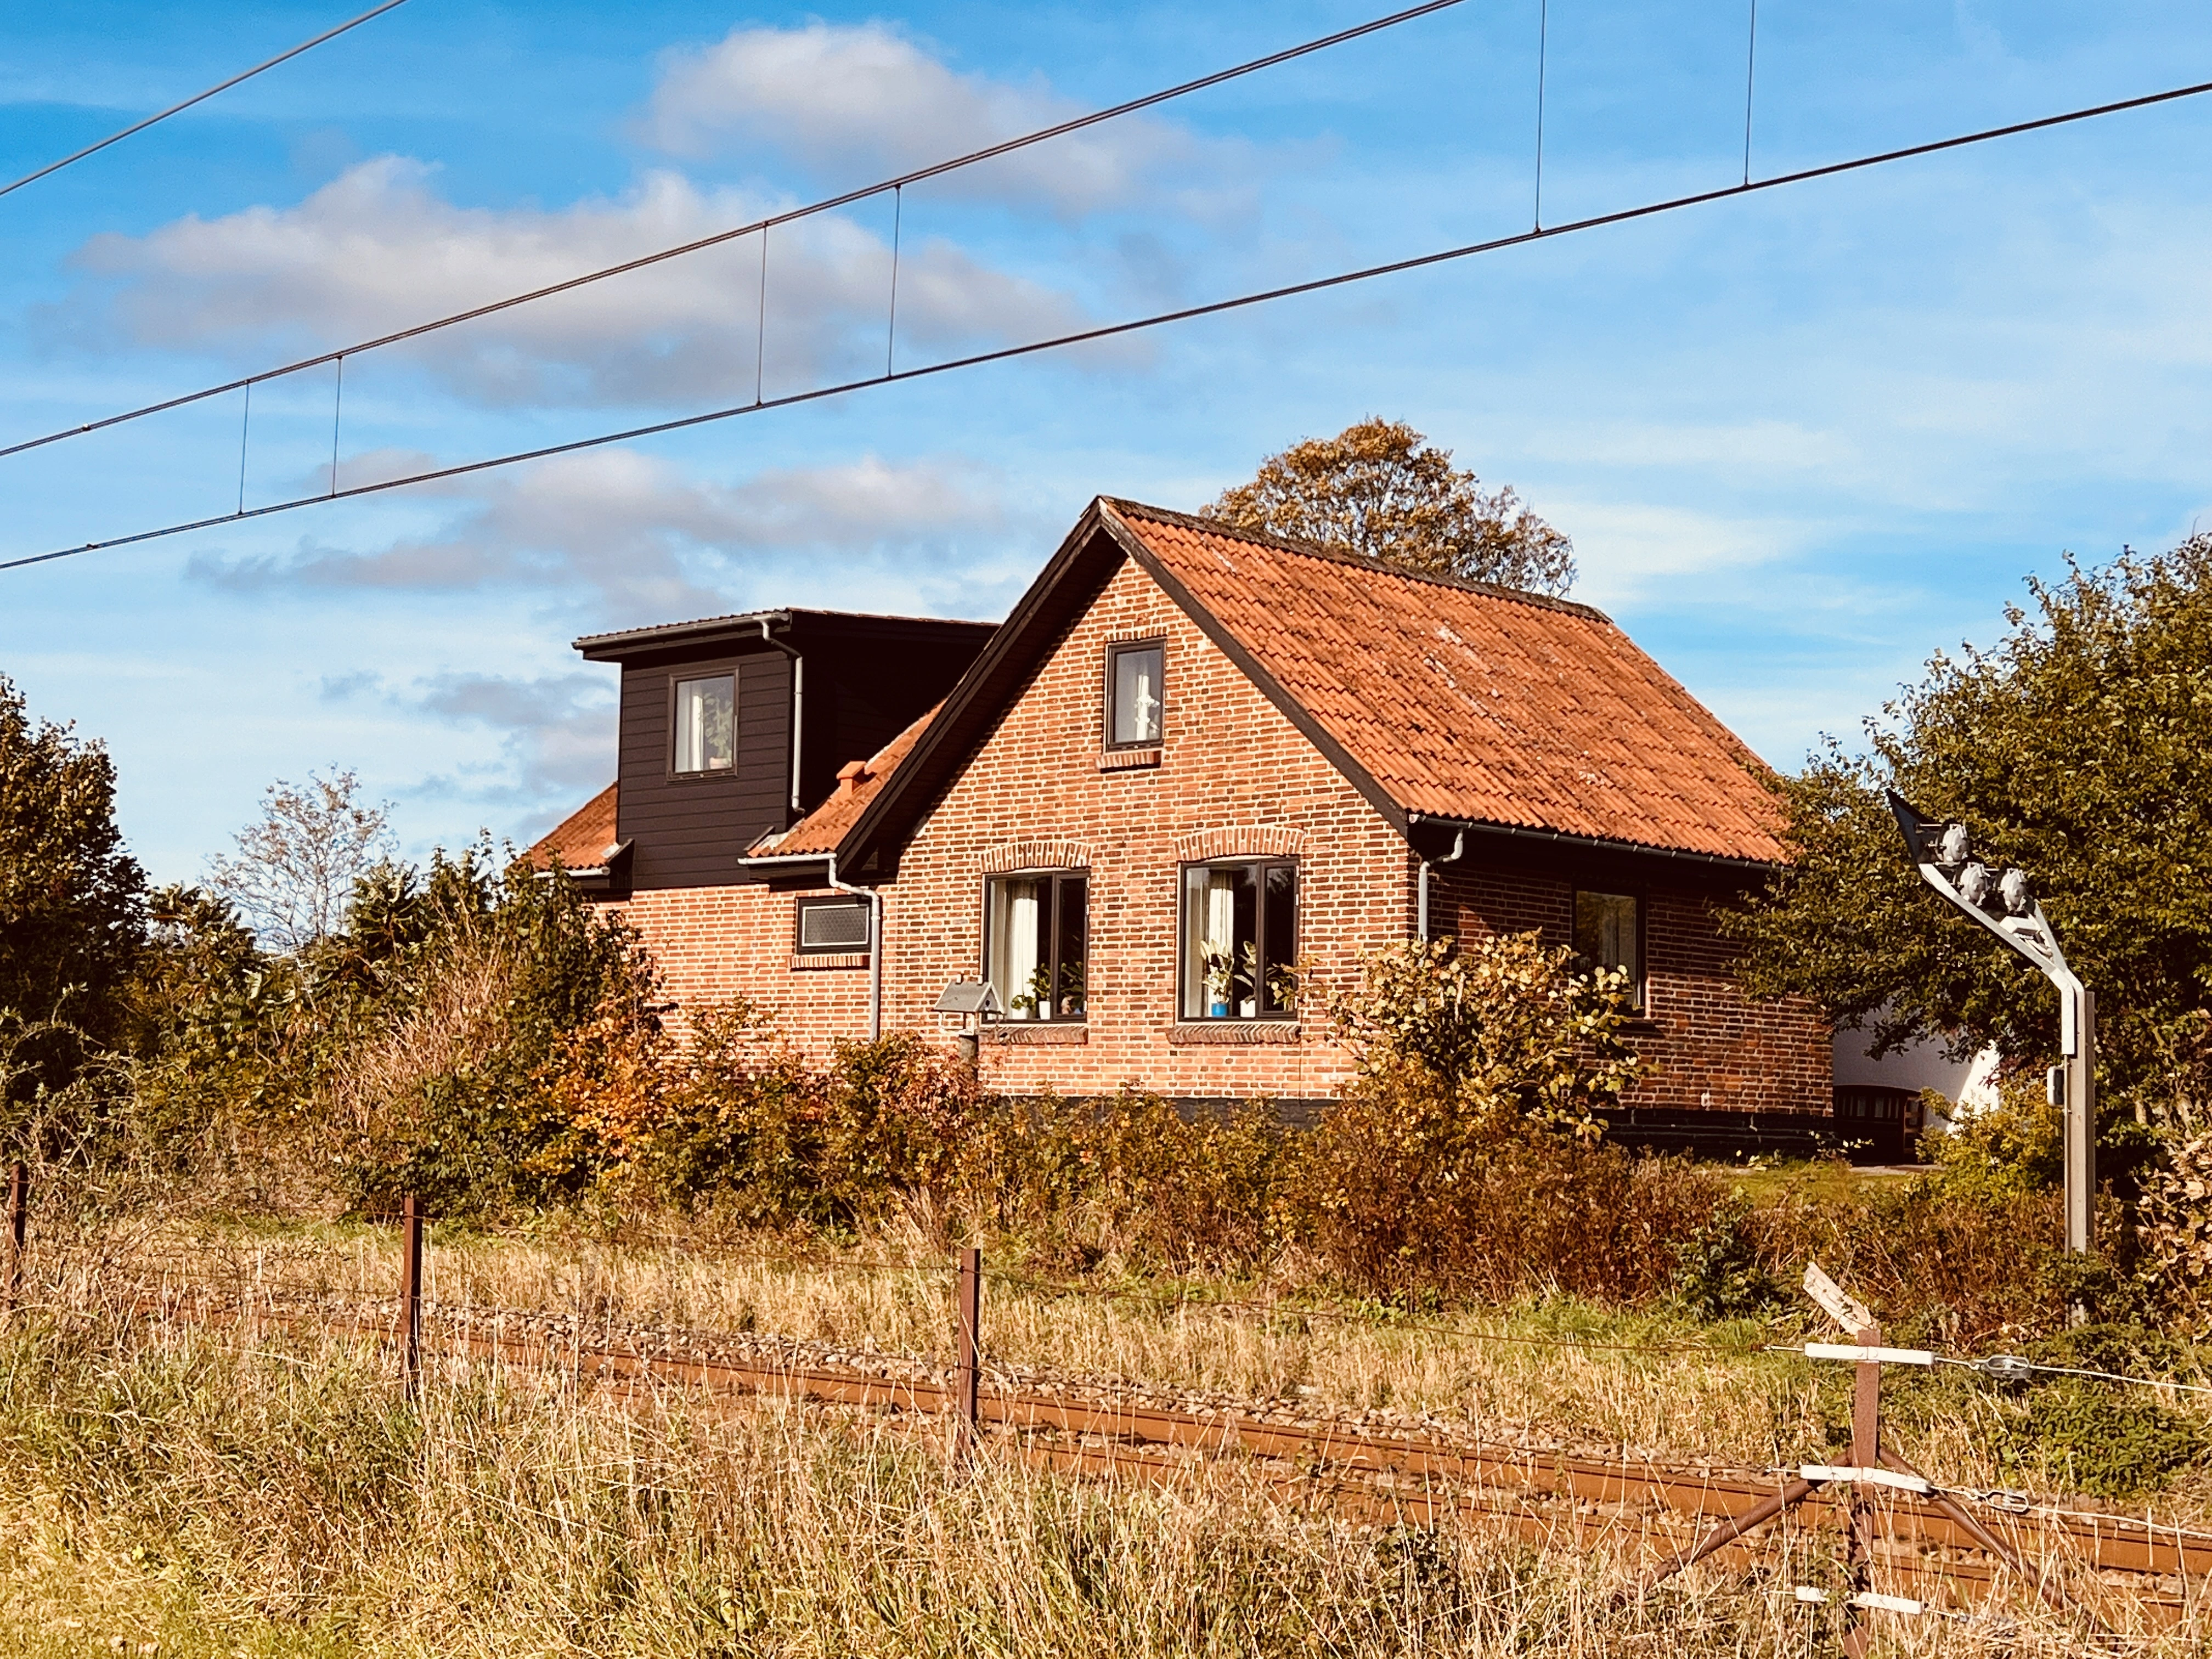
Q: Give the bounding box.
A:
[206,770,394,955]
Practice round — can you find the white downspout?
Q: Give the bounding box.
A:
[758,619,803,815]
[825,854,882,1040]
[1417,828,1465,943]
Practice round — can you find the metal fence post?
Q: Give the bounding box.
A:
[5,1162,25,1314]
[955,1246,981,1459]
[1841,1321,1883,1658]
[400,1194,423,1399]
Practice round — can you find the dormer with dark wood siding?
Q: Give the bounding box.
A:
[574,608,996,894]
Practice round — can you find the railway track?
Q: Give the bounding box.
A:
[96,1276,2212,1628]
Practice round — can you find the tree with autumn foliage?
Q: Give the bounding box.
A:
[1202,417,1576,595]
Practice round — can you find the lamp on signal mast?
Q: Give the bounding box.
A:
[1886,792,2094,1259]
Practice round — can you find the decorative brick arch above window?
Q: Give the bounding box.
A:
[1173,826,1307,863]
[979,838,1094,874]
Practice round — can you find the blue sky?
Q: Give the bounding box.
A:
[3,0,2209,883]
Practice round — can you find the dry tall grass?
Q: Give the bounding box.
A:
[0,1305,2163,1659]
[71,1212,2212,1534]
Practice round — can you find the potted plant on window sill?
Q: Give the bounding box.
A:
[1201,946,1235,1018]
[1009,964,1053,1020]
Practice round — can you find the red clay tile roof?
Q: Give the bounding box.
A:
[526,782,619,870]
[755,704,940,859]
[1103,500,1786,864]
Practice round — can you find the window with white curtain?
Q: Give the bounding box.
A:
[1107,640,1164,748]
[985,872,1087,1020]
[1179,859,1297,1020]
[672,674,735,774]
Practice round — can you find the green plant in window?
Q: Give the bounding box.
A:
[1235,941,1267,1013]
[1057,958,1086,1017]
[1201,945,1237,1007]
[1009,963,1053,1019]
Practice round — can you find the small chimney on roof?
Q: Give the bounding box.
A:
[835,760,871,797]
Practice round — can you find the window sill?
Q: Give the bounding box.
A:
[791,952,869,970]
[1098,746,1161,772]
[1170,1021,1300,1046]
[985,1023,1089,1045]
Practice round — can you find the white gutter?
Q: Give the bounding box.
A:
[1417,828,1465,942]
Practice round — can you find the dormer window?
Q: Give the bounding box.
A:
[673,674,734,774]
[1107,640,1164,749]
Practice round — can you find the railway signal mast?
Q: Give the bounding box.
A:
[1886,792,2094,1257]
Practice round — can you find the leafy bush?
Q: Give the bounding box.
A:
[1671,1193,1784,1321]
[106,840,657,1218]
[1327,934,1643,1139]
[319,848,657,1217]
[976,1092,1294,1273]
[2010,1383,2203,1498]
[1920,1075,2061,1201]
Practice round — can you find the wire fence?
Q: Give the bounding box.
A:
[7,1164,2212,1626]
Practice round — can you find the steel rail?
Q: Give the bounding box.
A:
[113,1280,2212,1611]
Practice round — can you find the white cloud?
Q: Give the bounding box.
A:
[411,670,617,804]
[188,447,1009,617]
[639,21,1212,218]
[1553,496,1812,607]
[70,156,1093,408]
[319,667,616,813]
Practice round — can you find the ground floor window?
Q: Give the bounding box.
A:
[1180,860,1297,1019]
[795,895,871,956]
[985,871,1087,1020]
[1573,889,1643,1007]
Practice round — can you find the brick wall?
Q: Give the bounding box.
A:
[603,882,875,1049]
[1424,865,1830,1115]
[881,556,1408,1102]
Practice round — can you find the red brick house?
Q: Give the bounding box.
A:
[535,498,1831,1149]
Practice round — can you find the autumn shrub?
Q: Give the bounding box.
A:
[972,1092,1295,1273]
[2137,1132,2212,1334]
[1918,1074,2062,1201]
[1325,935,1644,1140]
[300,847,658,1217]
[547,1002,994,1234]
[1298,1070,1725,1302]
[1280,934,1708,1302]
[1744,1171,2064,1345]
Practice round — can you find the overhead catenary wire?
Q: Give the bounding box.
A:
[1741,0,1759,187]
[12,70,2212,575]
[0,0,413,204]
[0,0,1479,469]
